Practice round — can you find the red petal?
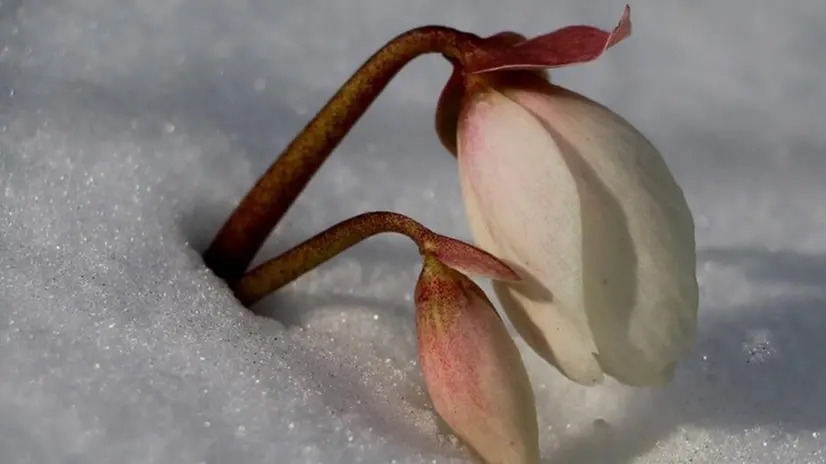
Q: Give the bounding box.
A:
[423,234,520,282]
[434,66,465,157]
[465,5,631,74]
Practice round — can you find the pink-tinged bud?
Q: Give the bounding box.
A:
[415,256,539,464]
[434,6,698,387]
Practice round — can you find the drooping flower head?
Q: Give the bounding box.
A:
[436,6,699,387]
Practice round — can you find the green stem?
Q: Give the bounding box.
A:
[234,211,433,308]
[203,26,482,284]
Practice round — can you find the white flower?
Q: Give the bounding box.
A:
[451,70,698,386]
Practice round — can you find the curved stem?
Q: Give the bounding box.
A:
[234,211,433,308]
[204,26,482,284]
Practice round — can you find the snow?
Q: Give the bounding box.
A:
[1,0,825,462]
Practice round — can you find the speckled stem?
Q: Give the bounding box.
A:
[204,26,482,284]
[234,211,432,309]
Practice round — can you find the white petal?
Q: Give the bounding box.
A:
[504,81,697,386]
[457,87,603,385]
[457,77,698,387]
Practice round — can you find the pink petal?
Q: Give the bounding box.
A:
[423,233,520,282]
[465,5,631,74]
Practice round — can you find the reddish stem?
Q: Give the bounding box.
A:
[204,26,482,284]
[234,211,431,308]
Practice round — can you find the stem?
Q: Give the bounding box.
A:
[204,26,482,284]
[234,211,433,308]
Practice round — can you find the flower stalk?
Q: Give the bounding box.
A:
[235,211,517,308]
[203,27,484,285]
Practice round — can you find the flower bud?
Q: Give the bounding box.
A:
[434,6,698,387]
[415,256,539,463]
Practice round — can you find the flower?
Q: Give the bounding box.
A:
[435,6,699,386]
[415,255,539,464]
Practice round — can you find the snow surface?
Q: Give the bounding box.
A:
[2,0,825,462]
